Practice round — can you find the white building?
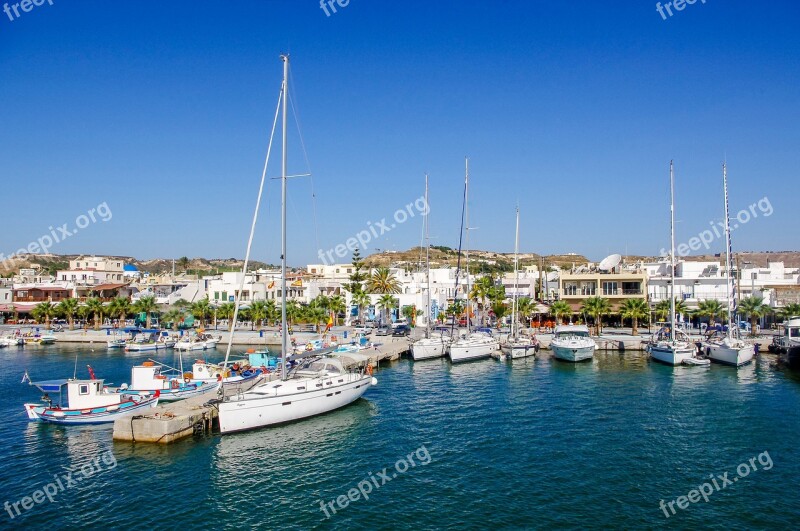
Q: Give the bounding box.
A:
[56,256,125,286]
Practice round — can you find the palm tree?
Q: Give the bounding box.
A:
[738,296,771,336]
[581,296,611,335]
[446,300,465,320]
[32,302,56,328]
[655,298,689,323]
[249,300,268,329]
[306,306,327,333]
[366,267,401,295]
[56,298,79,330]
[264,299,279,326]
[76,305,91,329]
[85,298,105,331]
[550,300,572,327]
[377,294,398,324]
[778,303,800,322]
[173,298,190,310]
[162,309,183,331]
[133,295,159,329]
[217,302,236,331]
[490,300,508,329]
[107,297,131,328]
[619,298,649,336]
[328,295,346,326]
[284,300,300,326]
[469,275,494,326]
[190,297,211,327]
[515,296,534,329]
[695,299,726,325]
[351,291,371,324]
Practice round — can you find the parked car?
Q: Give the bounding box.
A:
[353,325,371,335]
[392,325,411,337]
[392,318,409,328]
[375,326,392,336]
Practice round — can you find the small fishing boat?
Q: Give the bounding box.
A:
[124,330,176,352]
[190,359,264,390]
[550,325,596,362]
[21,329,57,345]
[0,335,23,347]
[107,329,130,349]
[23,368,159,424]
[771,317,800,369]
[117,360,220,402]
[174,332,221,351]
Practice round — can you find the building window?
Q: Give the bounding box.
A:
[214,292,219,300]
[602,282,618,296]
[564,283,577,296]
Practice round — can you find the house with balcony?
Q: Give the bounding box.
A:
[558,263,647,311]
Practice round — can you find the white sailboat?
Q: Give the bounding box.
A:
[647,161,703,366]
[501,207,538,359]
[216,55,376,434]
[448,158,499,363]
[412,175,451,361]
[703,163,755,366]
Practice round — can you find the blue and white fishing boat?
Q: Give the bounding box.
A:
[23,369,159,424]
[117,360,220,402]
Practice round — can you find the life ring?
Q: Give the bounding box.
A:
[366,365,373,376]
[171,380,179,389]
[184,377,191,384]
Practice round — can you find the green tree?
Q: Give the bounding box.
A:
[655,298,689,322]
[378,294,398,324]
[190,297,211,327]
[132,295,159,329]
[738,296,772,336]
[284,300,300,326]
[178,256,190,271]
[401,305,420,326]
[366,267,401,295]
[173,298,191,310]
[344,249,368,294]
[619,298,649,336]
[777,303,800,322]
[249,300,268,329]
[264,299,279,326]
[32,302,56,328]
[515,297,534,329]
[581,296,611,335]
[107,297,131,328]
[490,300,508,329]
[162,309,183,331]
[56,298,79,330]
[85,298,106,331]
[328,295,346,326]
[217,302,236,331]
[695,299,727,325]
[351,291,371,323]
[469,275,495,326]
[550,300,572,327]
[306,306,327,333]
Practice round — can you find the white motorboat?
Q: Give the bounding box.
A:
[771,317,800,369]
[702,163,755,367]
[550,325,596,362]
[215,55,376,433]
[124,330,176,352]
[117,360,220,402]
[0,335,23,347]
[174,332,221,351]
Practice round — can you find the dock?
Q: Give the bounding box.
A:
[112,338,410,444]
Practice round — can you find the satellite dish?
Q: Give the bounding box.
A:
[598,254,622,271]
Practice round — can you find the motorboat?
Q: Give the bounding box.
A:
[124,330,176,352]
[771,317,800,369]
[117,360,220,402]
[174,332,221,351]
[550,325,596,362]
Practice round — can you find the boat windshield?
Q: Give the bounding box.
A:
[790,328,800,338]
[557,330,588,338]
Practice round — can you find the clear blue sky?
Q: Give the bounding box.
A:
[1,0,798,266]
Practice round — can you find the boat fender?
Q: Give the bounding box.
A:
[261,365,269,374]
[216,374,222,381]
[366,365,373,376]
[184,377,191,384]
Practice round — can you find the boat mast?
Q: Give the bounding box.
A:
[512,206,519,340]
[280,54,289,381]
[464,157,471,334]
[424,174,431,339]
[669,160,676,343]
[722,162,735,338]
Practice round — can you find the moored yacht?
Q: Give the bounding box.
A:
[448,330,499,363]
[550,325,596,362]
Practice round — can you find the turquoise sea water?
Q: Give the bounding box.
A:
[1,344,799,529]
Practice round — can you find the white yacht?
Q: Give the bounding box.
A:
[550,325,596,362]
[702,163,754,367]
[175,332,220,351]
[448,330,500,363]
[216,55,376,434]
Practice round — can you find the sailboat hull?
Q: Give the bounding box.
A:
[412,338,449,360]
[648,344,696,366]
[705,343,755,367]
[217,374,374,434]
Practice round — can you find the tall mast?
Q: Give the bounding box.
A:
[512,206,520,340]
[424,174,431,339]
[280,54,289,380]
[669,160,676,343]
[722,162,735,338]
[464,157,471,333]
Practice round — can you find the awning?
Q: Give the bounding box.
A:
[30,380,68,392]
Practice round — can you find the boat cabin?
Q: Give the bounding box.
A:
[30,378,119,409]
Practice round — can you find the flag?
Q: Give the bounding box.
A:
[268,281,275,289]
[291,279,303,287]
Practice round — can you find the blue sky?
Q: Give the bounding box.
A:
[1,0,798,266]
